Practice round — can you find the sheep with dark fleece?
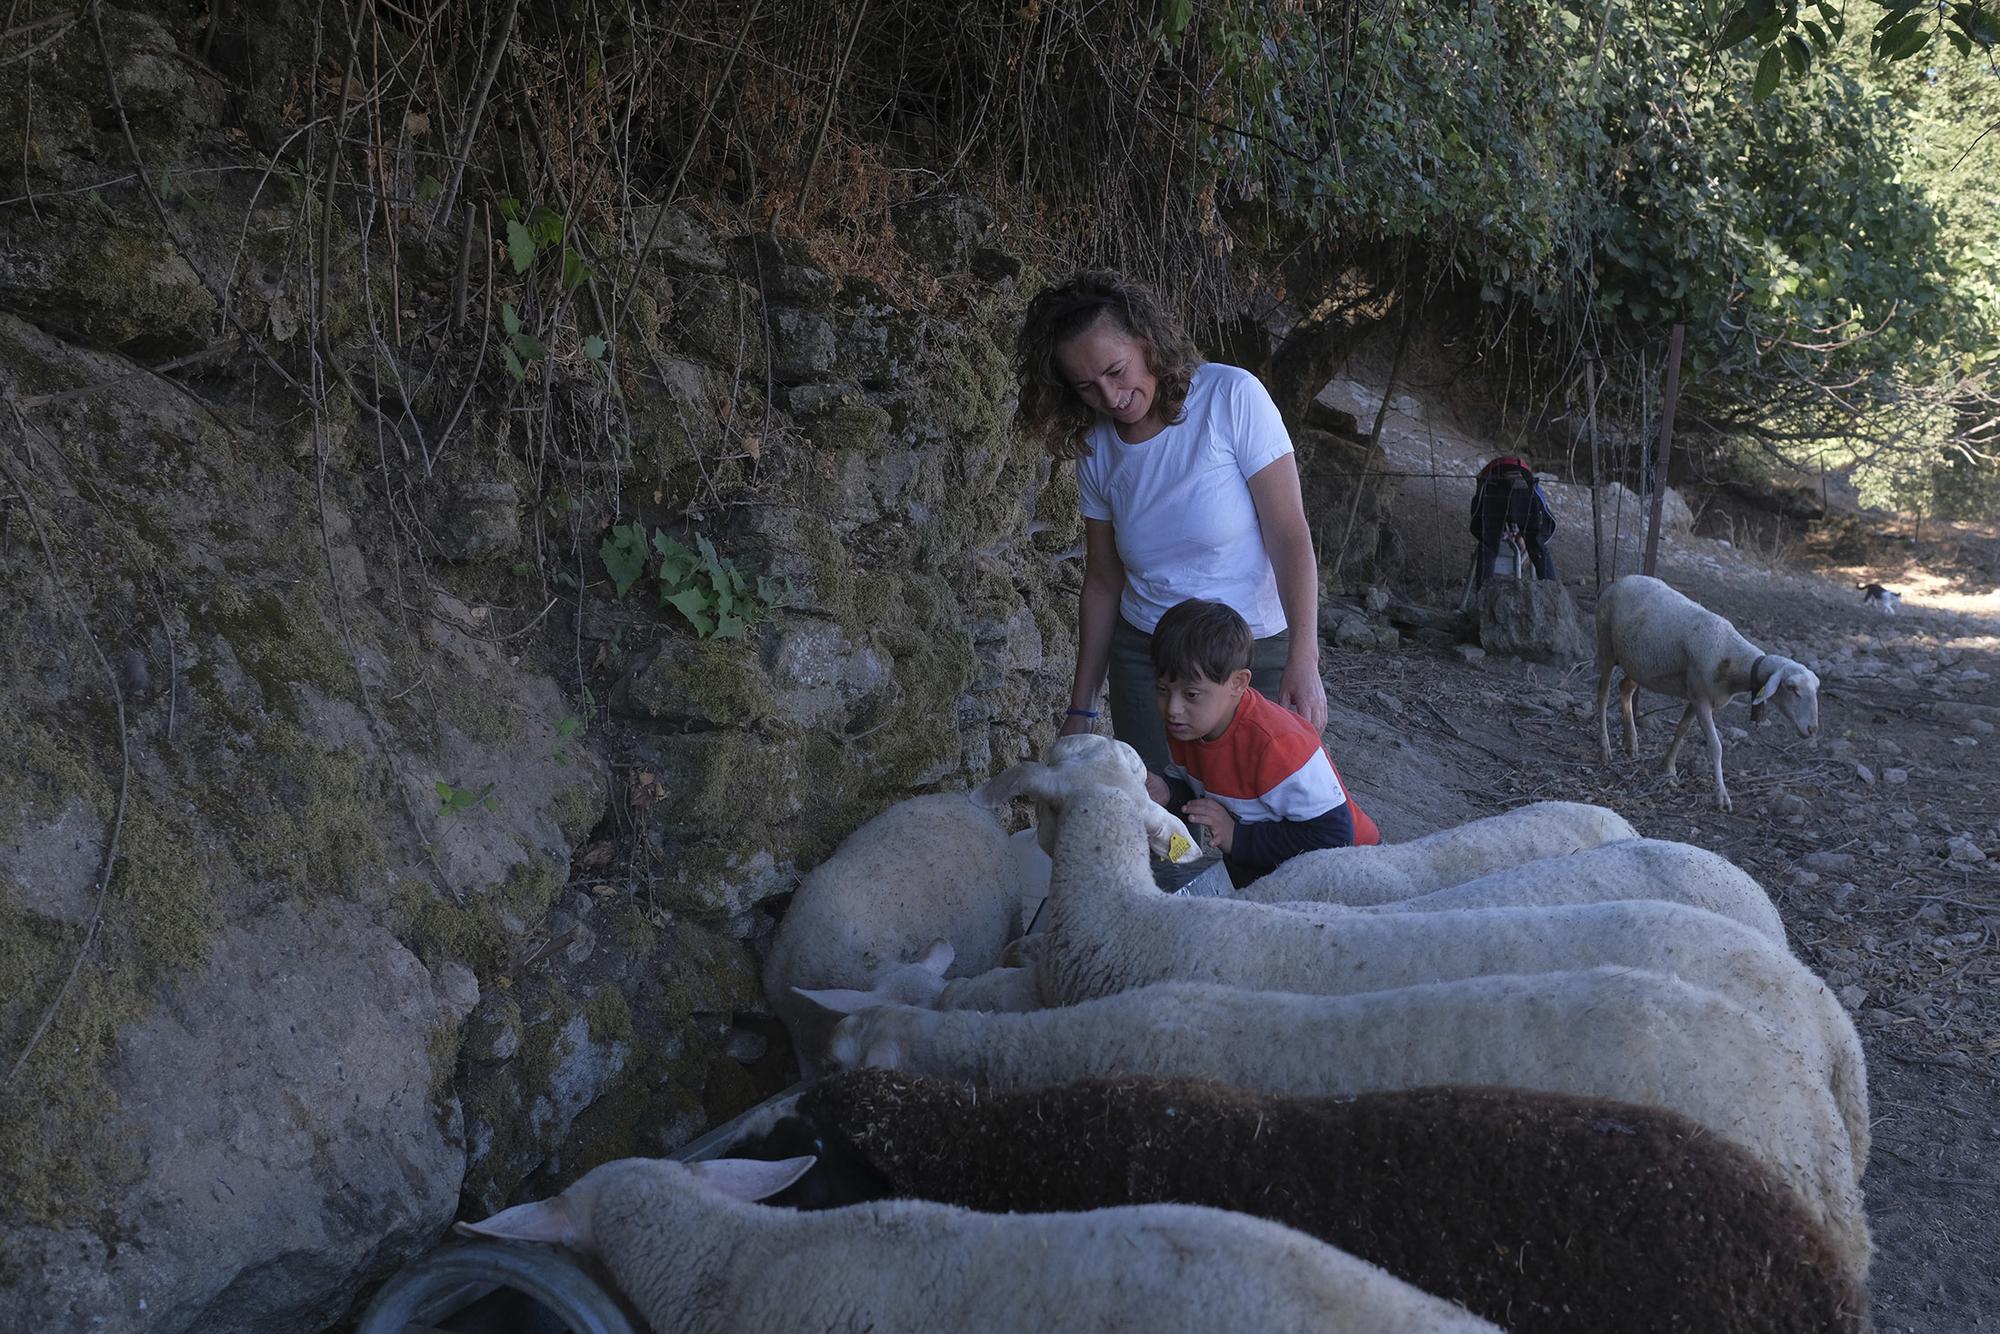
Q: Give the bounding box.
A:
[777,1070,1865,1334]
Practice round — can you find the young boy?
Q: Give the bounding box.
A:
[1144,598,1379,888]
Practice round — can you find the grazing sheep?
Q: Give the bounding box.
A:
[982,736,1865,1166]
[1593,574,1821,812]
[1253,837,1787,947]
[826,969,1870,1277]
[1233,800,1639,905]
[459,1154,1499,1333]
[788,1070,1866,1334]
[762,794,1035,1074]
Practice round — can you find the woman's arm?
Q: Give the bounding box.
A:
[1246,455,1328,733]
[1061,517,1125,738]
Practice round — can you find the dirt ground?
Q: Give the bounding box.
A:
[1320,396,2000,1329]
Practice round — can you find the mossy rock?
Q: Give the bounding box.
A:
[616,636,774,727]
[50,220,219,355]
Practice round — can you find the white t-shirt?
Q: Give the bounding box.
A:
[1075,362,1293,636]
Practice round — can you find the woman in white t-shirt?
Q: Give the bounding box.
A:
[1014,270,1326,773]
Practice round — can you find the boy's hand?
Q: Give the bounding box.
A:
[1183,797,1235,854]
[1144,772,1170,806]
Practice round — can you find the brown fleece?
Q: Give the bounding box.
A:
[799,1070,1866,1334]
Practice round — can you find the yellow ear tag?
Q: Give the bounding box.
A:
[1167,832,1194,862]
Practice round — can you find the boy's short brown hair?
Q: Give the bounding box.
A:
[1150,599,1253,683]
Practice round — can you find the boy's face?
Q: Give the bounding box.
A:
[1156,668,1251,743]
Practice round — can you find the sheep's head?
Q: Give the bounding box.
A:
[457,1155,817,1253]
[792,940,955,1017]
[973,735,1201,864]
[826,1004,933,1071]
[1751,658,1820,738]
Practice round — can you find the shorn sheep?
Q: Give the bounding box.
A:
[825,969,1870,1277]
[979,736,1866,1166]
[782,1069,1866,1334]
[460,1154,1499,1332]
[1234,799,1638,905]
[1255,837,1787,947]
[1593,574,1821,811]
[761,793,1042,1073]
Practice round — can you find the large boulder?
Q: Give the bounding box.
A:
[1477,579,1592,665]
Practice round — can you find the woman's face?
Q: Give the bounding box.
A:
[1053,317,1160,433]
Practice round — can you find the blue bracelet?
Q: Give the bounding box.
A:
[1065,707,1099,719]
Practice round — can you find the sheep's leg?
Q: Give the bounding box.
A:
[1594,667,1615,764]
[1695,698,1733,812]
[1660,703,1698,783]
[1618,677,1641,758]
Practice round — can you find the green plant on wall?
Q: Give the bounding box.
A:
[436,779,499,816]
[597,522,793,639]
[495,198,602,382]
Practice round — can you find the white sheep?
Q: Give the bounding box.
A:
[826,969,1870,1278]
[1252,838,1787,947]
[1236,800,1640,905]
[460,1153,1499,1332]
[978,736,1866,1168]
[1593,574,1821,812]
[762,794,1035,1074]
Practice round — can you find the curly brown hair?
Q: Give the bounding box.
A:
[1013,270,1203,461]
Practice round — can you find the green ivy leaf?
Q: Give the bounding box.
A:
[583,334,607,360]
[562,247,590,292]
[506,219,537,274]
[664,586,715,636]
[599,522,650,599]
[502,344,525,381]
[529,203,566,247]
[512,332,548,361]
[502,302,522,336]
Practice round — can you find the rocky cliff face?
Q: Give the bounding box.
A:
[0,5,1074,1327]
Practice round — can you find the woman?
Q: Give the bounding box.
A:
[1014,270,1326,774]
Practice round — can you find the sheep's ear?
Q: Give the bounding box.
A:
[1142,804,1204,864]
[974,761,1053,809]
[791,985,887,1016]
[915,938,954,975]
[1751,667,1784,706]
[689,1155,817,1203]
[861,1035,905,1069]
[458,1195,586,1248]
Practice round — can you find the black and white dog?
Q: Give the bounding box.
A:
[1858,582,1901,616]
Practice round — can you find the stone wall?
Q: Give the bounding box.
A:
[0,7,1072,1328]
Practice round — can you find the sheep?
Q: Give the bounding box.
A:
[825,969,1871,1277]
[1223,800,1640,906]
[1593,574,1821,812]
[765,773,1196,1072]
[1249,837,1788,948]
[785,1069,1866,1334]
[458,1153,1500,1333]
[981,736,1867,1168]
[762,793,1037,1074]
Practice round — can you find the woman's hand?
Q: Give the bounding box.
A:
[1058,712,1098,739]
[1278,656,1328,735]
[1144,771,1170,806]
